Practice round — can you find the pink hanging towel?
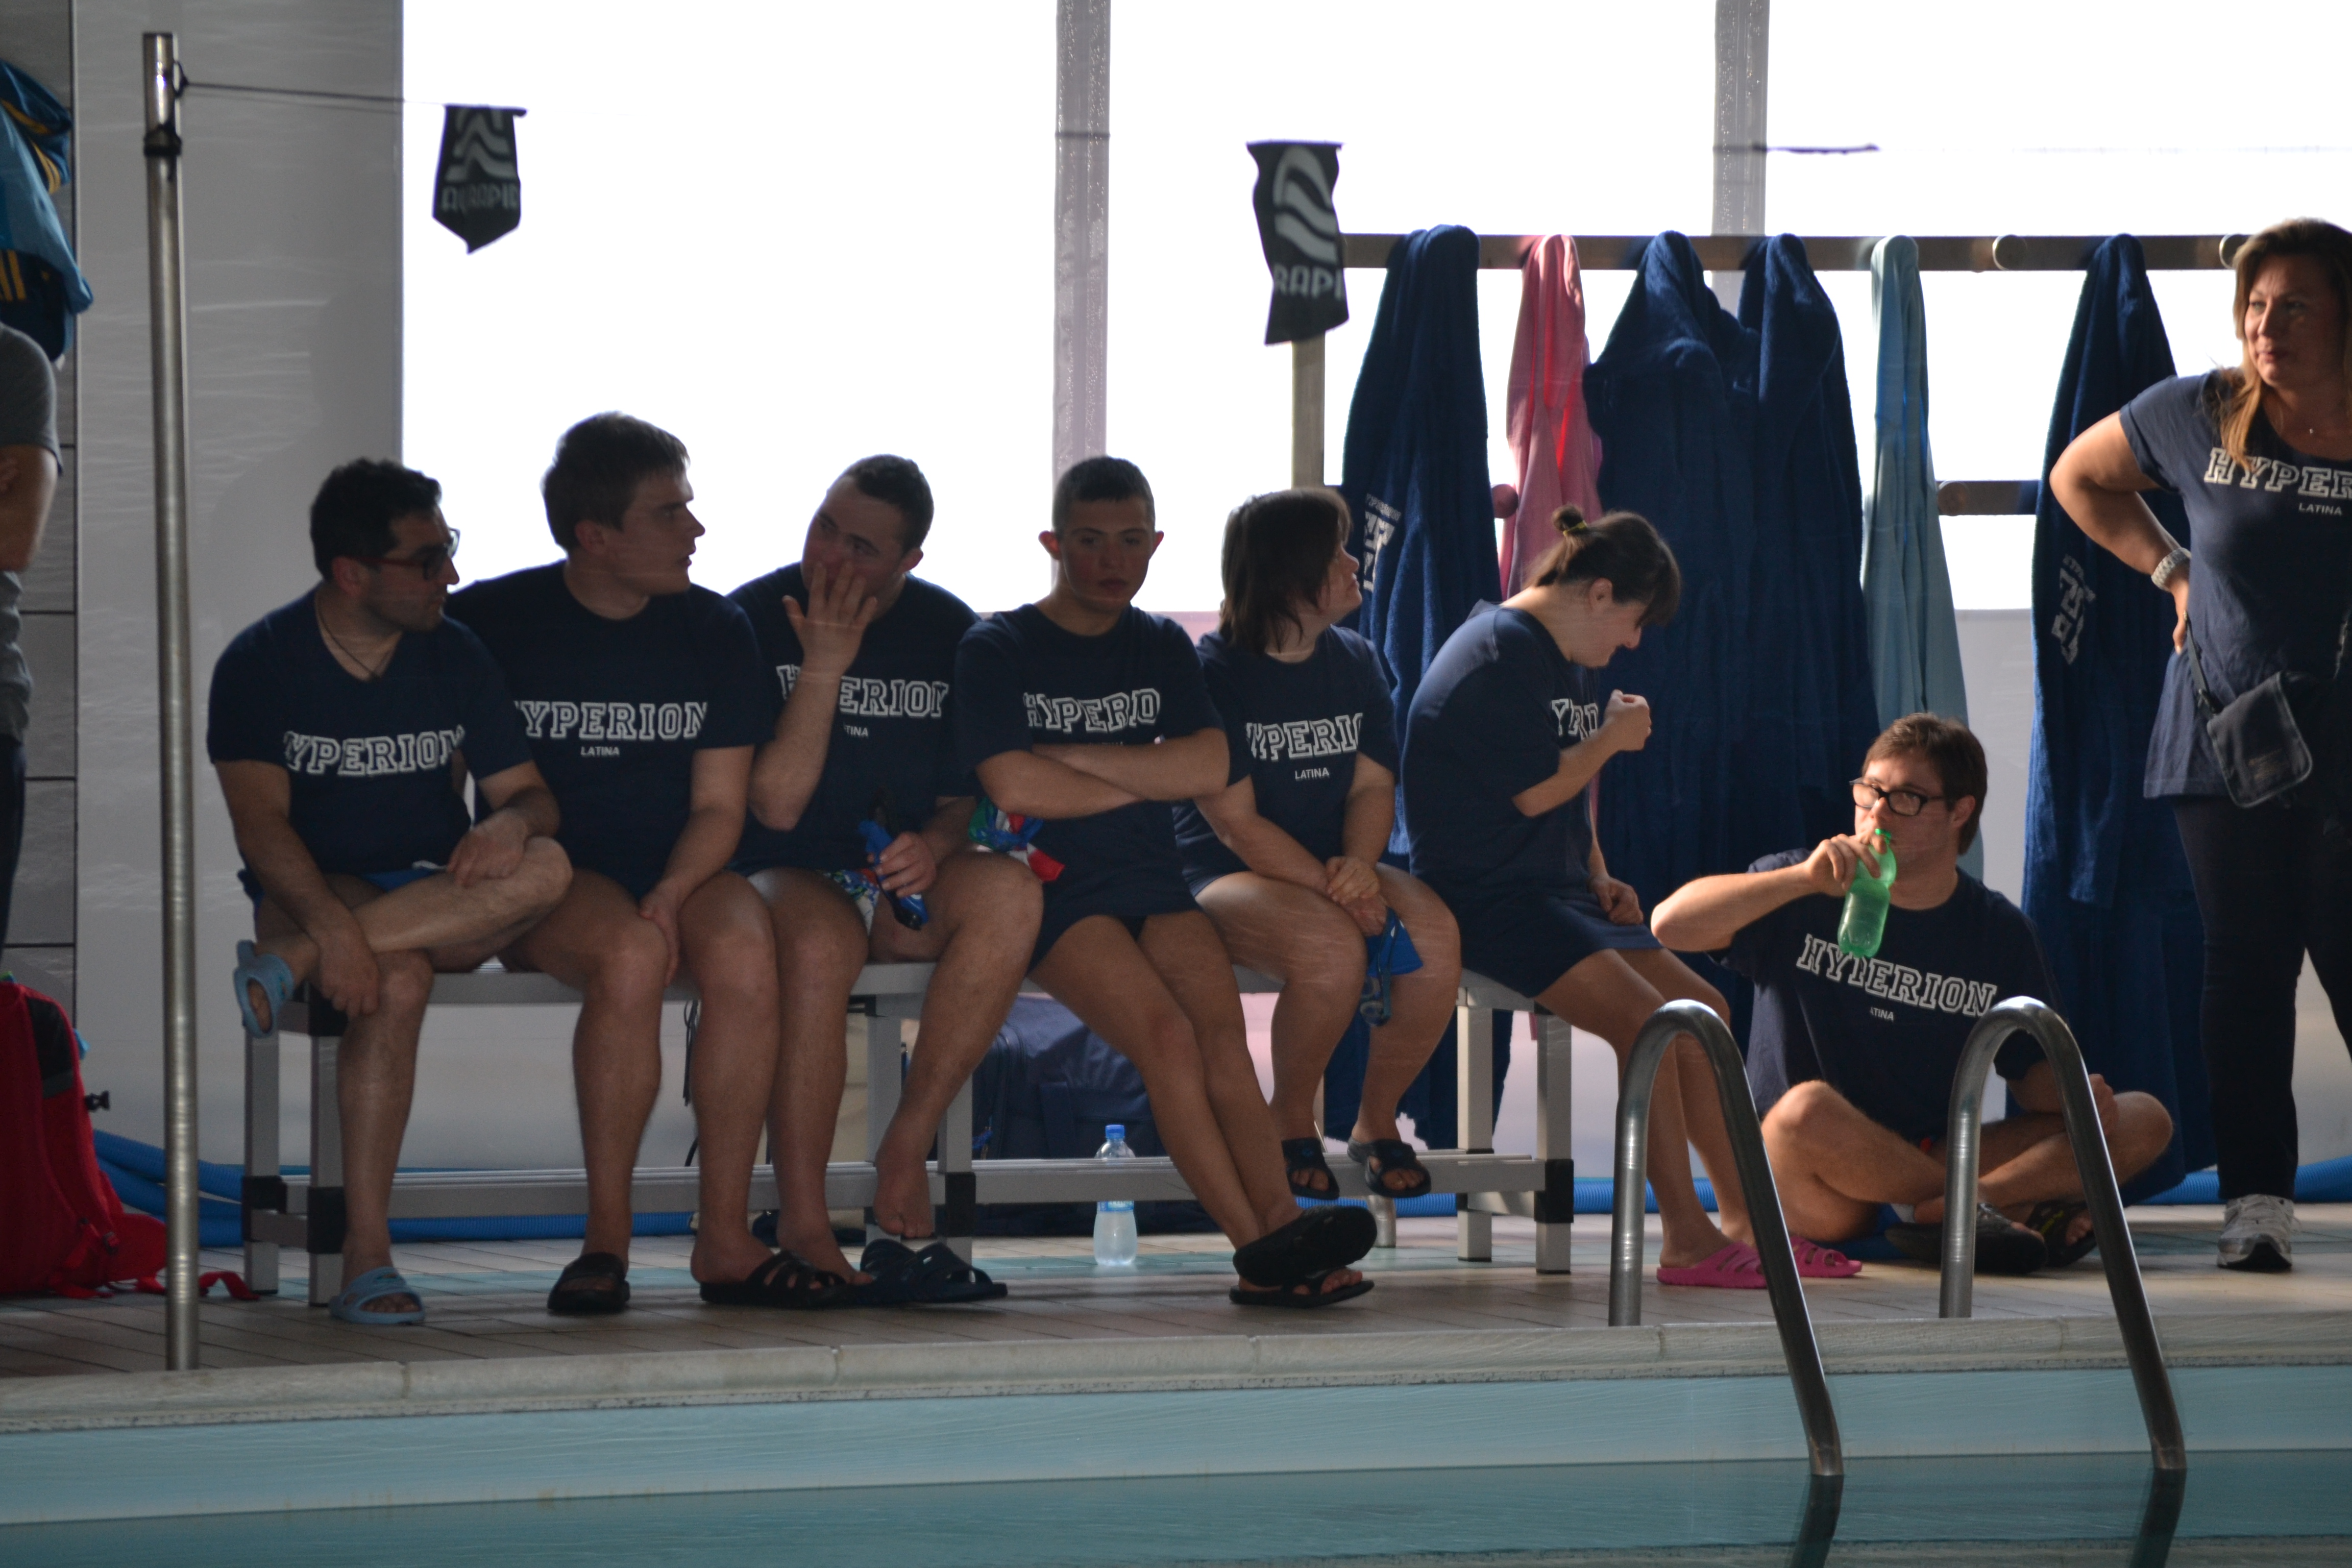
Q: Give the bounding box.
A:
[1501,235,1604,591]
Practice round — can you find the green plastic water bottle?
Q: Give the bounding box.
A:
[1837,828,1896,959]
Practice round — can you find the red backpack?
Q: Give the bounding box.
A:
[0,979,167,1295]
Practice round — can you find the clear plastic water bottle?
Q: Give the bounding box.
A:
[1837,827,1897,959]
[1093,1123,1139,1267]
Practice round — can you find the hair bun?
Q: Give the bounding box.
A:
[1555,505,1587,534]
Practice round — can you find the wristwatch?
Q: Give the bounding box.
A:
[2151,546,2191,591]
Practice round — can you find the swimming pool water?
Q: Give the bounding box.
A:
[3,1450,2344,1566]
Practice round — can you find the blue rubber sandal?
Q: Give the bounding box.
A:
[233,940,297,1037]
[329,1265,426,1326]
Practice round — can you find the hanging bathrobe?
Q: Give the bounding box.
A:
[1333,224,1505,1148]
[1501,235,1604,592]
[2022,235,2211,1197]
[1737,235,1882,861]
[1584,232,1758,910]
[1863,239,1974,740]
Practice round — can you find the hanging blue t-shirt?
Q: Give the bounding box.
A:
[1721,849,2052,1144]
[2122,371,2352,798]
[954,604,1223,961]
[1402,603,1603,893]
[1173,626,1399,891]
[448,564,769,900]
[206,592,533,894]
[729,566,976,874]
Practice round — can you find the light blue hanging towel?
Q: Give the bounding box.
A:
[1863,235,1976,874]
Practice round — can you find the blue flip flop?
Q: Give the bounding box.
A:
[329,1265,426,1326]
[233,940,296,1037]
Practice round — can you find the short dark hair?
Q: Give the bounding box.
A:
[1218,487,1350,655]
[838,454,936,553]
[541,412,689,551]
[1866,713,1989,852]
[310,459,442,577]
[1051,455,1155,533]
[1529,506,1682,627]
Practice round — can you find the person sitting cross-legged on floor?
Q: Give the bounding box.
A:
[727,455,1039,1303]
[212,459,572,1327]
[1650,714,2176,1275]
[1175,487,1462,1204]
[448,414,785,1316]
[953,456,1377,1308]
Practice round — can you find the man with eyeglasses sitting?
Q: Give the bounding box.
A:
[1652,714,2174,1277]
[212,460,572,1325]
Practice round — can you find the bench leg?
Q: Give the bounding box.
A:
[241,1024,282,1295]
[1456,1003,1493,1262]
[1368,1193,1398,1248]
[938,1064,974,1265]
[1534,1016,1573,1275]
[306,1031,345,1305]
[861,1012,901,1245]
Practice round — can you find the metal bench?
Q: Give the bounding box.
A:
[240,963,1575,1303]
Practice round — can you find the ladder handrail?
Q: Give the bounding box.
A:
[1938,996,2187,1472]
[1610,999,1843,1477]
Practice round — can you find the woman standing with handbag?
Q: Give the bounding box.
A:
[2052,218,2352,1274]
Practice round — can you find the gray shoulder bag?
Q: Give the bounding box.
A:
[2182,610,2349,813]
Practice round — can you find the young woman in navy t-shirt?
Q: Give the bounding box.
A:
[1403,508,1761,1288]
[955,458,1376,1306]
[1173,488,1461,1203]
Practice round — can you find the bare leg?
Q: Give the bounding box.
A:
[1355,867,1462,1157]
[1537,950,1732,1268]
[1619,949,1750,1241]
[503,871,671,1275]
[676,872,780,1286]
[752,867,872,1284]
[1138,910,1294,1229]
[1919,1091,2175,1248]
[333,948,435,1309]
[1759,1080,1947,1243]
[869,850,1041,1240]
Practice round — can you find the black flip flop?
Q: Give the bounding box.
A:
[1885,1202,2048,1276]
[1346,1136,1434,1200]
[547,1251,630,1316]
[1282,1137,1339,1202]
[2028,1200,2099,1268]
[857,1238,1009,1305]
[1232,1204,1376,1289]
[1230,1268,1375,1309]
[698,1251,849,1310]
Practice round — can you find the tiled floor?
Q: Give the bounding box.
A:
[4,1207,2346,1378]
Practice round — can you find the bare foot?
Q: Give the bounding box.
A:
[690,1227,777,1286]
[1655,1222,1737,1270]
[871,1145,938,1242]
[775,1219,870,1287]
[339,1247,419,1315]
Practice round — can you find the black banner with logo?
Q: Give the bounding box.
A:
[1247,141,1347,344]
[433,107,525,252]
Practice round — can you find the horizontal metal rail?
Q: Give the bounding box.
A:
[1610,999,1841,1477]
[1938,996,2186,1473]
[1339,232,2243,273]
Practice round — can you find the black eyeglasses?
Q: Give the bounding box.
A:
[353,528,460,577]
[1850,777,1949,817]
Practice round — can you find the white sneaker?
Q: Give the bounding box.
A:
[2218,1193,2294,1272]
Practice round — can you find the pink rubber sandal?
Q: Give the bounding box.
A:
[1656,1240,1768,1289]
[1789,1236,1863,1279]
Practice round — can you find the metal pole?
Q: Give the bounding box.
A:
[1051,0,1110,483]
[143,33,200,1370]
[1709,0,1769,308]
[1609,999,1842,1477]
[1935,997,2186,1472]
[1291,334,1324,487]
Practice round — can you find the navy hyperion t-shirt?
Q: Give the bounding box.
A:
[207,592,533,889]
[1402,603,1603,895]
[2123,371,2352,797]
[449,564,769,899]
[1722,849,2053,1143]
[1173,626,1397,889]
[729,565,977,873]
[954,603,1223,911]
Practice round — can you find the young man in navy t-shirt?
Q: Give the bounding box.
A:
[448,415,780,1314]
[210,460,571,1325]
[730,455,1037,1296]
[1653,716,2175,1275]
[954,457,1375,1307]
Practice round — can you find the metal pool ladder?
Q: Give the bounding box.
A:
[1938,997,2187,1473]
[1609,999,1844,1478]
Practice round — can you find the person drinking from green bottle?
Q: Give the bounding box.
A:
[1652,715,2176,1276]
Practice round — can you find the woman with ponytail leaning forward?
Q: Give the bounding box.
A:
[2051,218,2352,1274]
[1177,488,1463,1203]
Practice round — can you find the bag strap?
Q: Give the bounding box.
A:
[2182,617,2222,718]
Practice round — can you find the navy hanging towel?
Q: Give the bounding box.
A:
[2023,235,2211,1197]
[1335,223,1506,1145]
[1737,235,1882,861]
